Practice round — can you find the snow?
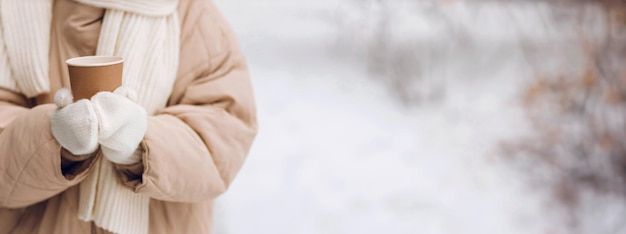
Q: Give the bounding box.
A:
[209,1,578,233]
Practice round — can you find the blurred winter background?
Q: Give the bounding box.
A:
[212,0,626,233]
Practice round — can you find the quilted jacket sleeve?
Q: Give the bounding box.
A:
[0,89,96,209]
[116,0,258,202]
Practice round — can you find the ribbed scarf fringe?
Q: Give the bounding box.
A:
[0,1,52,97]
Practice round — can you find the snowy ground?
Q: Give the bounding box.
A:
[210,1,587,233]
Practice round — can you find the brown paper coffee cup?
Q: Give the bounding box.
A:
[66,56,123,101]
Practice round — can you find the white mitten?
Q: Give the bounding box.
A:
[50,88,99,155]
[91,87,147,165]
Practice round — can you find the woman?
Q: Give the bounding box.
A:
[0,0,257,233]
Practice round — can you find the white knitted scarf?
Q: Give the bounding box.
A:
[0,1,180,234]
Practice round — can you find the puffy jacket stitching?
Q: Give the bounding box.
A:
[135,140,177,201]
[2,137,56,207]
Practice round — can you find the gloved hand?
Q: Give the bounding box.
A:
[50,88,100,155]
[91,87,147,165]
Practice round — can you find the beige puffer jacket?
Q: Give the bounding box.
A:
[0,0,257,233]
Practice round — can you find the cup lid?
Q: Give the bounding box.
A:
[66,56,124,67]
